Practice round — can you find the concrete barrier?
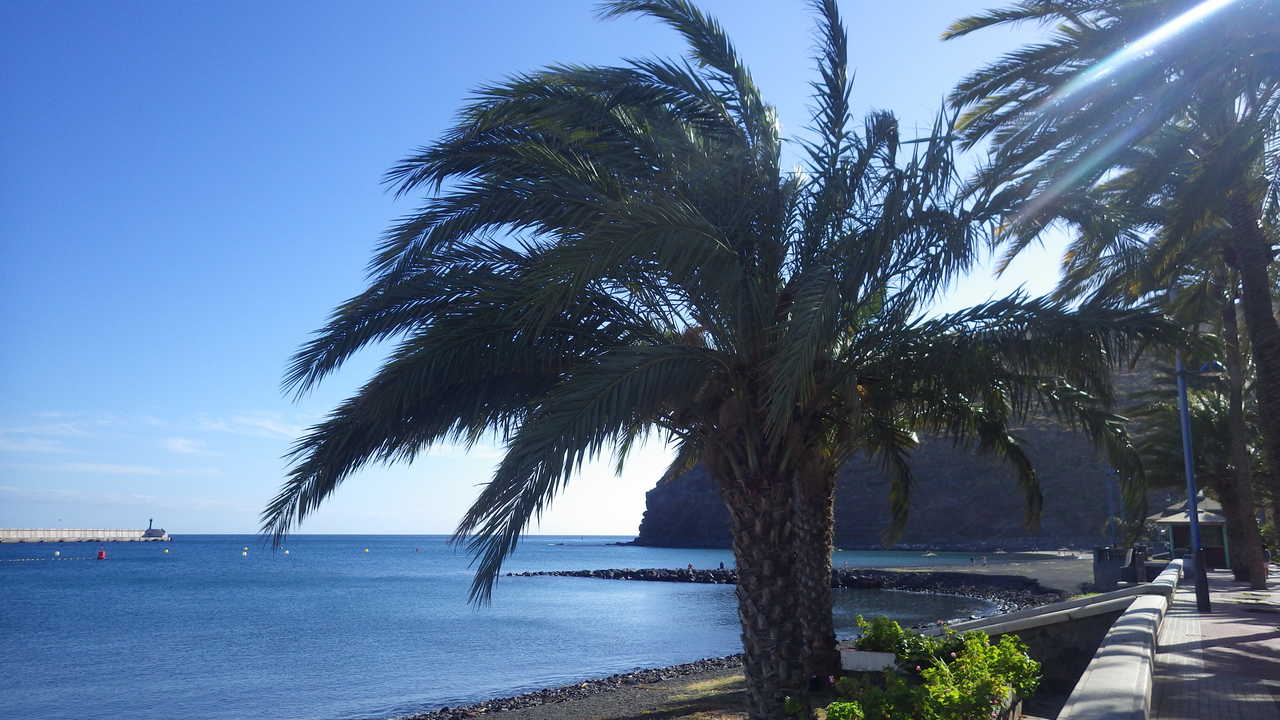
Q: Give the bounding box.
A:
[941,559,1183,638]
[1056,560,1182,720]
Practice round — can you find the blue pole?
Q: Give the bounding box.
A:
[1174,350,1211,612]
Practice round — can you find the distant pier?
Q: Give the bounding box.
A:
[0,527,171,543]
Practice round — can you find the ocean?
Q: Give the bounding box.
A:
[0,535,992,720]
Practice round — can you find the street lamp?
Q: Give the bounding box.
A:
[1174,353,1223,613]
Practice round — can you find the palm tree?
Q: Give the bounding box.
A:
[1127,361,1269,569]
[944,0,1280,550]
[262,2,1171,717]
[1034,117,1271,587]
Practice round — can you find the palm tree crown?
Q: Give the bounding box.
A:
[947,0,1280,586]
[264,2,1172,716]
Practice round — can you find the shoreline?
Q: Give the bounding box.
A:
[407,567,1063,720]
[507,567,1063,617]
[404,655,745,720]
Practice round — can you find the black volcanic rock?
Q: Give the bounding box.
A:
[635,465,733,548]
[636,420,1132,551]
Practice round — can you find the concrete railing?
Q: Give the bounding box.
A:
[940,560,1183,638]
[1056,560,1182,720]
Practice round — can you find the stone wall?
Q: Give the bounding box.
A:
[1000,609,1123,696]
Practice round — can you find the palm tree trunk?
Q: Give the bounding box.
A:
[792,472,840,684]
[1221,291,1268,588]
[1228,192,1280,559]
[719,472,807,720]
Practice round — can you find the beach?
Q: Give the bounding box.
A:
[412,556,1080,720]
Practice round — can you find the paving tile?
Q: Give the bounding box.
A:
[1150,567,1280,720]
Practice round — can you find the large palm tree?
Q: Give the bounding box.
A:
[262,2,1171,717]
[1034,117,1271,587]
[945,0,1280,546]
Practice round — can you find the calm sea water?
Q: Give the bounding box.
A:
[0,535,991,720]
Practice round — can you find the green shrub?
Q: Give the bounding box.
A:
[824,700,865,720]
[853,614,904,653]
[831,672,925,720]
[852,614,964,677]
[835,617,1041,720]
[990,634,1040,698]
[918,633,1006,720]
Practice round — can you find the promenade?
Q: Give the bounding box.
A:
[1151,567,1280,720]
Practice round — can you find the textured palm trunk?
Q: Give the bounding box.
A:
[1228,193,1280,552]
[1221,294,1268,588]
[791,473,839,685]
[719,472,807,720]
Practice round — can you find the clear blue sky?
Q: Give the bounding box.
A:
[0,1,1060,534]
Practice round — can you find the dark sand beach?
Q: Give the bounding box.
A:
[415,553,1091,720]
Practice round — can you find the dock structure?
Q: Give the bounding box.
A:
[0,527,171,543]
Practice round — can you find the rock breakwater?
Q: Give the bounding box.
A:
[506,567,1062,614]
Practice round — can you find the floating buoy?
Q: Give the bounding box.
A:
[163,548,169,553]
[415,548,420,552]
[363,548,369,553]
[97,550,107,560]
[283,549,289,555]
[53,551,60,557]
[242,546,249,551]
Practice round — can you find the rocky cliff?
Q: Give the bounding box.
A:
[635,417,1132,550]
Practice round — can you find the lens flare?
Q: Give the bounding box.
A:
[1003,0,1239,243]
[1046,0,1237,110]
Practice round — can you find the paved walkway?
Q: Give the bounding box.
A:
[1151,566,1280,720]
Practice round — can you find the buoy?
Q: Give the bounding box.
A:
[97,550,107,560]
[163,548,169,553]
[283,549,290,555]
[243,546,248,551]
[363,548,369,553]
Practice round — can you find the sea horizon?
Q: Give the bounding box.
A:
[1,534,993,720]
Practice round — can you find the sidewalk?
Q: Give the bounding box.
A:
[1150,566,1280,720]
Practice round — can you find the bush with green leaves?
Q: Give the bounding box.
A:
[852,615,904,653]
[852,614,964,676]
[834,672,926,720]
[823,701,865,720]
[831,617,1040,720]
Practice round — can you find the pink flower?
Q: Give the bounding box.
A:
[827,675,835,685]
[915,665,922,672]
[950,652,957,658]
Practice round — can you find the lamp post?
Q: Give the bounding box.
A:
[1174,352,1223,613]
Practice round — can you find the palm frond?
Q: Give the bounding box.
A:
[452,344,720,602]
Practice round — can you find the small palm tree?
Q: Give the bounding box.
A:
[263,2,1171,717]
[1127,363,1270,566]
[945,0,1280,544]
